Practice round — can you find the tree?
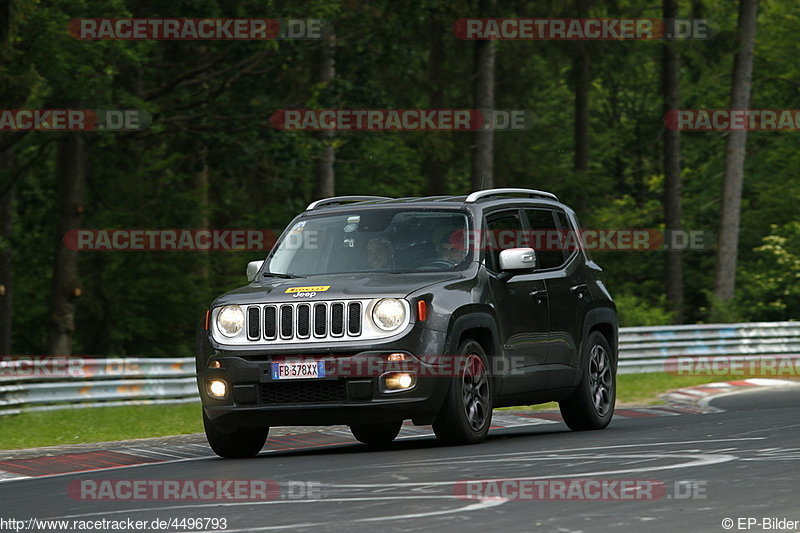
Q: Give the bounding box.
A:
[314,30,336,199]
[424,5,448,196]
[662,0,684,323]
[0,152,12,355]
[471,0,496,190]
[47,135,87,355]
[0,0,37,354]
[194,144,210,285]
[569,0,592,214]
[712,0,759,318]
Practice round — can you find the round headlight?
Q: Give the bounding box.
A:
[372,298,406,331]
[217,305,244,337]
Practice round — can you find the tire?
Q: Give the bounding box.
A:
[350,421,403,447]
[203,409,269,458]
[433,339,493,445]
[559,330,616,431]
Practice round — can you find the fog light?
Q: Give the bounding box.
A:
[386,353,409,361]
[384,372,416,391]
[207,379,227,398]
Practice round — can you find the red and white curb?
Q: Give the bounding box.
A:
[660,378,800,413]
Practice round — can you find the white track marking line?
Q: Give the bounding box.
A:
[0,437,766,485]
[208,498,509,531]
[0,471,29,481]
[324,452,738,488]
[49,495,483,520]
[41,452,734,523]
[351,437,766,469]
[52,497,507,532]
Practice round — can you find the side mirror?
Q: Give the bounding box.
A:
[499,248,537,271]
[246,260,264,282]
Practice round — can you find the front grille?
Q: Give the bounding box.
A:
[260,380,348,404]
[224,300,376,345]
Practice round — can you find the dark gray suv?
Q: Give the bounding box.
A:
[196,189,618,457]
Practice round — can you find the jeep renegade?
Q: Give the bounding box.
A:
[196,189,618,458]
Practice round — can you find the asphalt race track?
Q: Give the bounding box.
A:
[1,386,799,533]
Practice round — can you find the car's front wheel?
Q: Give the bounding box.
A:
[203,410,269,458]
[433,339,493,445]
[559,331,616,431]
[349,421,403,447]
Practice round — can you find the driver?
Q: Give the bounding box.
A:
[436,231,467,264]
[367,237,394,269]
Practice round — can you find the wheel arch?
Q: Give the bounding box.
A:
[443,306,502,389]
[582,306,619,368]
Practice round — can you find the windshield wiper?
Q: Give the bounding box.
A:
[262,272,306,279]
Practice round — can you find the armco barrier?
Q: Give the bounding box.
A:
[1,321,797,414]
[617,321,800,373]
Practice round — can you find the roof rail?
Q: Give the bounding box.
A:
[464,188,558,203]
[306,196,393,211]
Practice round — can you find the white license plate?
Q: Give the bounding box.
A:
[271,361,326,380]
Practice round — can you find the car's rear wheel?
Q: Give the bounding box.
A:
[203,410,269,458]
[433,339,493,445]
[349,421,403,447]
[559,331,616,431]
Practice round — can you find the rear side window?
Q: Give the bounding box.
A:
[554,210,576,260]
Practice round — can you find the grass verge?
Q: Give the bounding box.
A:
[0,403,203,450]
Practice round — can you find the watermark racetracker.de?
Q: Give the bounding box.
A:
[453,18,715,40]
[270,109,532,131]
[68,479,321,501]
[453,478,708,500]
[67,18,328,40]
[64,229,280,251]
[665,356,800,377]
[0,109,150,131]
[664,109,800,131]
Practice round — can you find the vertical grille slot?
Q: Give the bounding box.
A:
[314,304,327,337]
[280,305,293,338]
[330,302,344,336]
[297,304,310,338]
[247,306,261,340]
[347,302,362,336]
[263,306,277,339]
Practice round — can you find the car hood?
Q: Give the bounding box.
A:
[212,271,463,306]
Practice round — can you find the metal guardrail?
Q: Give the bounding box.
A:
[618,321,800,373]
[1,321,797,415]
[0,358,199,415]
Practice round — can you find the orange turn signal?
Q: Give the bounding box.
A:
[417,300,427,322]
[204,309,210,331]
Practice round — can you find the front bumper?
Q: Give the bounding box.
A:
[197,325,451,427]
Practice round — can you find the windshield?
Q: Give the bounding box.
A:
[265,209,471,276]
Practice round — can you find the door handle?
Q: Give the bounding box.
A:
[530,290,548,303]
[570,284,589,299]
